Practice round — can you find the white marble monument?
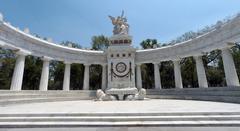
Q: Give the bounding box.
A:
[97,11,146,100]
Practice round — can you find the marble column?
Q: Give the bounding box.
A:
[194,55,208,88]
[221,48,240,87]
[153,62,162,89]
[83,64,90,90]
[136,64,142,89]
[39,57,52,91]
[101,64,107,90]
[173,60,183,89]
[63,62,71,91]
[10,51,28,91]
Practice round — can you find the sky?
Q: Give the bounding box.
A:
[0,0,240,48]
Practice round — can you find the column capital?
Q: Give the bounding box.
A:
[219,43,236,51]
[100,63,108,66]
[64,61,72,64]
[84,63,91,66]
[172,57,181,62]
[41,56,53,62]
[153,62,161,65]
[14,49,31,56]
[193,55,203,60]
[136,63,142,66]
[172,60,181,64]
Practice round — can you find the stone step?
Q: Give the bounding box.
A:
[0,94,95,99]
[147,95,240,103]
[0,97,95,106]
[0,120,239,127]
[1,112,239,117]
[1,95,240,106]
[0,91,96,95]
[0,112,240,127]
[1,115,240,122]
[147,91,240,95]
[1,92,240,101]
[147,87,240,92]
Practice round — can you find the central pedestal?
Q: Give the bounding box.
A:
[96,34,146,101]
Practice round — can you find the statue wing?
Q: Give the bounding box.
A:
[121,10,124,18]
[108,15,116,24]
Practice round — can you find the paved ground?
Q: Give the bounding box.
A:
[1,99,240,114]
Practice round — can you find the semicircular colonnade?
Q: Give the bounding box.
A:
[1,13,240,91]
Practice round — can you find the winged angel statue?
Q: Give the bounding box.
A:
[109,11,129,35]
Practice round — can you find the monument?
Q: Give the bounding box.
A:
[96,11,146,101]
[1,10,240,130]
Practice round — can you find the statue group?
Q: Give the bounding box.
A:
[109,11,129,35]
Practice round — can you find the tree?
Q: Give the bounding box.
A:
[89,35,109,89]
[48,41,84,90]
[141,63,154,89]
[22,56,42,90]
[91,35,109,51]
[160,61,175,88]
[139,39,161,89]
[61,41,82,49]
[0,48,15,89]
[140,39,159,49]
[180,57,198,88]
[203,50,226,87]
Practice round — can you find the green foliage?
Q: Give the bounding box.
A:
[180,57,198,88]
[160,61,175,88]
[90,65,102,90]
[140,39,159,49]
[48,61,64,90]
[231,45,240,79]
[140,39,160,89]
[0,48,15,89]
[47,41,84,90]
[91,35,109,51]
[61,41,82,49]
[89,35,110,90]
[70,64,84,90]
[141,63,154,89]
[22,56,42,90]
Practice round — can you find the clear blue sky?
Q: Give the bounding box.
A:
[0,0,240,48]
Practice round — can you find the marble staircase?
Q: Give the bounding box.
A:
[0,112,240,128]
